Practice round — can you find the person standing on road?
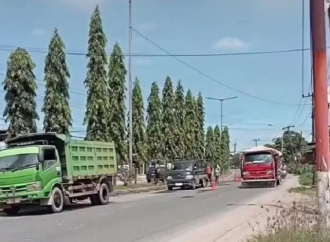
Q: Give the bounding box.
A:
[206,163,212,185]
[154,161,160,185]
[215,164,220,185]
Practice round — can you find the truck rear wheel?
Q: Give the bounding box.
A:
[3,205,20,216]
[91,183,109,206]
[50,187,64,213]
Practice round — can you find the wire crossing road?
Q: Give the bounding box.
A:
[0,179,284,242]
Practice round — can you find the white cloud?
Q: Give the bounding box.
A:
[31,28,46,36]
[58,0,107,12]
[133,58,153,66]
[136,22,157,33]
[213,37,248,50]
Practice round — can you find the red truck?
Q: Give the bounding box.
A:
[240,146,283,187]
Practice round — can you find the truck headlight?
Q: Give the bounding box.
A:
[185,175,193,179]
[167,176,173,180]
[26,182,42,192]
[267,171,274,175]
[243,171,250,176]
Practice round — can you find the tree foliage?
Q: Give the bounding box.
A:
[108,43,127,163]
[83,6,109,141]
[3,48,39,138]
[220,126,230,170]
[184,89,197,159]
[271,131,308,164]
[196,92,205,159]
[161,76,176,160]
[146,82,163,161]
[173,80,185,159]
[205,126,215,162]
[213,125,221,165]
[42,28,72,134]
[129,78,146,165]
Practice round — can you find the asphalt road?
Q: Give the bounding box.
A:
[0,179,286,242]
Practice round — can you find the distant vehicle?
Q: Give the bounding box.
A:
[0,132,117,215]
[166,160,209,190]
[146,165,167,183]
[240,146,282,188]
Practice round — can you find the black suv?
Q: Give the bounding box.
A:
[166,160,209,190]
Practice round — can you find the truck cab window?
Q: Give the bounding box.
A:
[43,148,57,170]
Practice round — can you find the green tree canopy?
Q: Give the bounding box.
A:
[129,78,146,165]
[83,6,109,141]
[42,28,72,134]
[205,126,215,162]
[3,48,39,138]
[146,82,163,161]
[173,80,185,159]
[108,43,127,164]
[184,89,197,159]
[196,92,205,159]
[214,125,221,165]
[220,126,230,171]
[161,76,176,160]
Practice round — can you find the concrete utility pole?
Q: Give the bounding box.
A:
[233,142,237,154]
[282,125,294,162]
[252,138,260,147]
[310,0,330,229]
[128,0,133,180]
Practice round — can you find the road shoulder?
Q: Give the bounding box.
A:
[170,176,300,242]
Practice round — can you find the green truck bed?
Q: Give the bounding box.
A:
[65,139,117,180]
[6,133,117,182]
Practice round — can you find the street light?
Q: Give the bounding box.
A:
[206,96,238,132]
[268,124,284,152]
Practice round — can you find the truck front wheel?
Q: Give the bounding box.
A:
[50,187,64,213]
[91,183,109,206]
[3,205,20,216]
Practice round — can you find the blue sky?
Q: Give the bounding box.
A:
[0,0,317,150]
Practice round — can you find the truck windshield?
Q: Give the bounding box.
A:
[244,152,273,164]
[0,154,39,171]
[172,162,192,171]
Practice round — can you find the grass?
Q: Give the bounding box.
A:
[246,199,330,242]
[288,186,315,195]
[246,168,330,242]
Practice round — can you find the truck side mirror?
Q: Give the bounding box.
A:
[38,153,44,163]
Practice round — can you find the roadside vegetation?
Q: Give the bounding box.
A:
[247,165,328,242]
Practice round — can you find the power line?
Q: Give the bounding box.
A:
[0,44,323,58]
[131,27,309,106]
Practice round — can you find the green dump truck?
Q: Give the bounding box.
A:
[0,132,117,215]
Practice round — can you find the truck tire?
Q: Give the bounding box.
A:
[92,183,109,205]
[50,187,64,213]
[3,205,20,216]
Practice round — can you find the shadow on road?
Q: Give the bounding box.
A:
[0,202,115,217]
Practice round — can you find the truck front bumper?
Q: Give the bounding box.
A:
[0,191,45,208]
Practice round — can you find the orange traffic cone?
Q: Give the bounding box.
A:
[211,181,216,190]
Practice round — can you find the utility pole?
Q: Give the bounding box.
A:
[206,96,237,169]
[310,0,330,229]
[233,142,237,154]
[128,0,133,180]
[282,125,295,162]
[252,138,260,146]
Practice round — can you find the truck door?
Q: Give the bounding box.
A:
[39,147,62,191]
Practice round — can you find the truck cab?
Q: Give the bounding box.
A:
[241,146,282,187]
